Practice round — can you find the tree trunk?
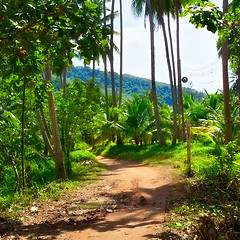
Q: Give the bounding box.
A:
[35,109,54,158]
[167,14,177,101]
[222,0,232,143]
[45,65,67,179]
[168,13,178,142]
[103,0,110,122]
[176,2,185,141]
[110,0,117,111]
[161,15,177,145]
[30,81,54,157]
[40,107,52,142]
[186,120,191,176]
[21,81,26,190]
[119,0,123,105]
[110,0,121,144]
[147,0,166,146]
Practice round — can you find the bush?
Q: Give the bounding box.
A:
[70,150,97,163]
[74,142,90,151]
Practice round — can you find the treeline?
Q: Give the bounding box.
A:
[64,66,205,105]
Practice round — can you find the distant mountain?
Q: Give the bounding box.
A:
[65,66,204,105]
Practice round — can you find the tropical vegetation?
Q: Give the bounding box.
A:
[0,0,239,238]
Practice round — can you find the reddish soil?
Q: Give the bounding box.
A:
[2,156,187,240]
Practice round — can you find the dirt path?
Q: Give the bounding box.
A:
[3,156,187,240]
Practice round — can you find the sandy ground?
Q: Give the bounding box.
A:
[2,156,187,240]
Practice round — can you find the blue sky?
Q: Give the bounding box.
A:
[73,0,225,93]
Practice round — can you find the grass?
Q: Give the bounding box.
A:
[70,149,98,163]
[94,140,239,182]
[93,140,217,173]
[0,149,107,219]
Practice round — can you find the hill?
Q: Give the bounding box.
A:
[65,66,204,105]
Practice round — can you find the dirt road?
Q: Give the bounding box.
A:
[4,156,187,240]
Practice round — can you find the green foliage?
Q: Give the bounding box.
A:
[124,94,154,148]
[220,7,240,73]
[0,150,106,213]
[70,150,97,163]
[74,142,90,151]
[184,1,223,33]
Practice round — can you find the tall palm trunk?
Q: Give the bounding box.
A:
[161,15,177,144]
[110,0,117,111]
[146,0,166,146]
[167,13,178,140]
[103,0,109,121]
[222,0,232,143]
[175,1,185,141]
[110,0,121,144]
[119,0,123,105]
[167,14,177,100]
[45,65,67,179]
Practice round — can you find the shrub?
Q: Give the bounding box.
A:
[70,150,97,163]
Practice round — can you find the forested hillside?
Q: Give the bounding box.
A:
[65,66,205,105]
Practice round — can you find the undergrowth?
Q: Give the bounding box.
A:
[0,149,106,219]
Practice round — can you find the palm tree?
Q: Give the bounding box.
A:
[222,0,232,143]
[110,0,122,144]
[103,0,110,121]
[146,0,166,145]
[119,0,123,105]
[175,0,185,141]
[167,11,178,135]
[132,0,166,145]
[110,0,117,113]
[153,0,178,144]
[125,94,154,149]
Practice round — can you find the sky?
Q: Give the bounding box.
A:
[73,0,225,94]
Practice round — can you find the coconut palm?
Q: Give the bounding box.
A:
[147,0,166,145]
[110,0,117,113]
[132,0,166,145]
[222,0,232,143]
[125,94,155,149]
[119,0,123,105]
[152,0,178,144]
[103,0,110,121]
